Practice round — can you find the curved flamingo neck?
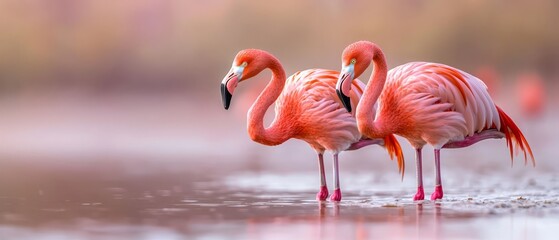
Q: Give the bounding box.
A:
[247,55,290,146]
[356,44,389,139]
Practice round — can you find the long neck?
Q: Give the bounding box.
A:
[246,57,289,146]
[356,45,389,139]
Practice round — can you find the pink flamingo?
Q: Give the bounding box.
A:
[221,49,404,201]
[515,72,545,118]
[473,65,501,97]
[335,41,534,201]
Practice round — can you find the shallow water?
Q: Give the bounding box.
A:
[1,160,558,240]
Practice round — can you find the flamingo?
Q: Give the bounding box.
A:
[515,72,545,118]
[220,49,404,201]
[473,65,501,97]
[335,41,534,201]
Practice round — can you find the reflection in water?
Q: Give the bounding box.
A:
[416,203,424,238]
[0,160,559,239]
[434,203,442,240]
[318,201,339,218]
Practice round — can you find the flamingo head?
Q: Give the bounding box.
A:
[336,41,375,112]
[221,49,271,110]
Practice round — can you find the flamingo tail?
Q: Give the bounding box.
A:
[496,105,535,166]
[383,134,405,179]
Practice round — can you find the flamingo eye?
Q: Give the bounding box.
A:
[241,62,248,67]
[350,59,356,64]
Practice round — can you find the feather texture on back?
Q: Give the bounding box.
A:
[275,69,368,153]
[380,62,500,147]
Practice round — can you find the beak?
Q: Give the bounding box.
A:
[221,81,233,110]
[220,65,244,110]
[336,64,355,112]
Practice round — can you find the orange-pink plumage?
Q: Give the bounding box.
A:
[221,49,404,201]
[336,41,534,201]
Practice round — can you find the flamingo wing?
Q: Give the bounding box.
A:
[383,62,500,146]
[387,62,533,164]
[274,69,366,152]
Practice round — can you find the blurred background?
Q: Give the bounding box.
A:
[0,0,558,238]
[0,0,557,173]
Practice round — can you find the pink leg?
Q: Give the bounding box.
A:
[316,153,329,201]
[413,148,425,201]
[330,153,342,202]
[430,149,444,200]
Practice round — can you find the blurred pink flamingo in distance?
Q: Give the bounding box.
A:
[516,72,546,118]
[336,41,534,201]
[473,65,501,97]
[221,49,404,201]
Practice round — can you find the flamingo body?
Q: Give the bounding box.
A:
[383,62,532,161]
[382,62,499,148]
[276,69,365,152]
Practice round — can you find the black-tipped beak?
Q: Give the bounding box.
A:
[336,87,352,112]
[336,64,355,112]
[221,83,232,110]
[221,68,241,110]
